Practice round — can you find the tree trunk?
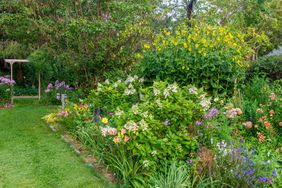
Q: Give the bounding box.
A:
[186,0,197,20]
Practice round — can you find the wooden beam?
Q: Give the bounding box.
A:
[12,96,40,99]
[4,59,29,63]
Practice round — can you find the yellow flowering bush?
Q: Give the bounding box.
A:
[135,24,252,94]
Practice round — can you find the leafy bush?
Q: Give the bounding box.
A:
[249,55,282,81]
[43,80,73,105]
[87,78,210,168]
[135,24,252,94]
[241,77,282,145]
[0,77,15,106]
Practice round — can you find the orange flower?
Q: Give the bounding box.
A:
[279,122,282,127]
[257,132,265,142]
[262,116,267,120]
[264,121,271,129]
[269,110,275,115]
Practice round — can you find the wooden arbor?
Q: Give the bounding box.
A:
[3,59,41,103]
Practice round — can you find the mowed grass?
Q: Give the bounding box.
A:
[0,100,112,188]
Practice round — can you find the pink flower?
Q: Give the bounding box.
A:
[123,135,130,143]
[113,136,121,143]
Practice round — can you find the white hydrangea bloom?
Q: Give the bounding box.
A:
[124,121,139,133]
[155,98,163,109]
[163,88,170,98]
[189,86,198,94]
[115,108,124,117]
[131,104,139,115]
[104,79,110,84]
[153,88,160,96]
[133,75,139,80]
[125,75,134,83]
[139,119,148,131]
[139,77,144,83]
[167,83,178,93]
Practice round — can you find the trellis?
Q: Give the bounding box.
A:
[2,59,41,103]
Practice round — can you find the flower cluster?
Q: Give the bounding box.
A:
[45,80,72,93]
[0,76,16,86]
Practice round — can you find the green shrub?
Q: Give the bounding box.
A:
[135,24,252,94]
[87,77,210,167]
[249,55,282,81]
[242,77,282,145]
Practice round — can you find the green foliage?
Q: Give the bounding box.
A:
[241,77,282,145]
[0,84,11,105]
[135,24,251,94]
[249,55,282,81]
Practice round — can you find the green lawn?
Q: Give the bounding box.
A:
[0,100,111,188]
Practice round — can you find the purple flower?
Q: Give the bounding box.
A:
[228,140,232,145]
[186,159,193,164]
[246,170,254,176]
[240,138,244,143]
[272,170,277,177]
[47,83,53,90]
[109,112,114,116]
[163,119,170,126]
[195,121,202,126]
[0,76,16,86]
[207,108,219,118]
[258,177,268,183]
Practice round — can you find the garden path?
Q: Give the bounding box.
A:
[0,100,111,188]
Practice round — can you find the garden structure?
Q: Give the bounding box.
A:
[2,59,41,103]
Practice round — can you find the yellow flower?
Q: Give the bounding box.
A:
[183,42,188,49]
[144,43,150,49]
[135,53,142,59]
[102,117,109,124]
[165,31,171,36]
[195,44,199,48]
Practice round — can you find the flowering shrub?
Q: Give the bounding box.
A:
[44,80,72,104]
[0,76,15,107]
[55,76,213,168]
[135,24,252,94]
[242,77,282,145]
[210,140,281,187]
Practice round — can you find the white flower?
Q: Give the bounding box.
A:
[133,75,139,80]
[139,119,148,131]
[125,75,134,83]
[113,82,118,88]
[101,128,108,137]
[155,98,163,109]
[117,80,122,83]
[115,108,124,117]
[142,111,149,118]
[153,88,160,96]
[131,104,139,115]
[167,83,178,93]
[151,150,157,156]
[139,77,144,83]
[189,86,198,94]
[163,89,170,98]
[142,160,149,168]
[104,79,110,84]
[124,121,139,133]
[200,98,211,110]
[214,97,219,102]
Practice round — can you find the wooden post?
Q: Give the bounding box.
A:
[38,72,41,100]
[10,62,14,104]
